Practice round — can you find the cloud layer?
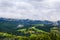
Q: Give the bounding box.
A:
[0,0,60,21]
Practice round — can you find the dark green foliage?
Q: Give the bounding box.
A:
[0,20,60,40]
[0,26,60,40]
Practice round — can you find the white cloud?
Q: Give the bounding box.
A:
[0,0,60,21]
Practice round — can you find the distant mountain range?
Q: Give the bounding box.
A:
[0,18,60,25]
[0,17,60,27]
[0,18,60,34]
[0,18,53,24]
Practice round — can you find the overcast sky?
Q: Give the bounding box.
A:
[0,0,60,21]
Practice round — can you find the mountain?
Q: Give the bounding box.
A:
[0,18,53,25]
[0,18,60,40]
[0,18,59,35]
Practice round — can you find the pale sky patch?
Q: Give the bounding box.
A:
[0,0,60,21]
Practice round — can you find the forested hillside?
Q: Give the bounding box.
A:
[0,18,60,40]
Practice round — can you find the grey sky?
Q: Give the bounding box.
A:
[0,0,60,21]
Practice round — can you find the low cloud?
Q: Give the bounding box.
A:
[0,0,60,21]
